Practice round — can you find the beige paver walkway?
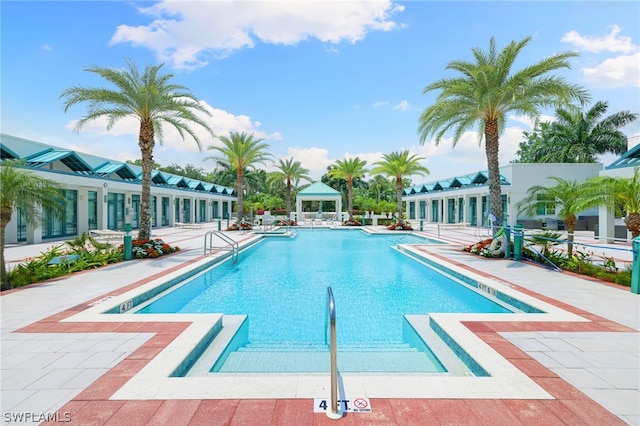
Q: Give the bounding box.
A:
[1,224,638,425]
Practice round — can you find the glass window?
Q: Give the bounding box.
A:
[88,191,97,230]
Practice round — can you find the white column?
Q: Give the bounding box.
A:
[77,188,90,235]
[598,205,615,243]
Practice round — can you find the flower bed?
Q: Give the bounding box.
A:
[463,239,631,287]
[130,238,179,259]
[226,221,252,231]
[387,222,413,231]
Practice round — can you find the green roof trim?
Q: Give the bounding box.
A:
[298,181,341,196]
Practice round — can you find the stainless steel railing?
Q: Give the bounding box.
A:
[203,231,238,263]
[326,286,341,419]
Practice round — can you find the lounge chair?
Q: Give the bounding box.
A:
[175,222,204,229]
[89,230,125,241]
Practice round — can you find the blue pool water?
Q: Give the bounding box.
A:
[138,230,511,373]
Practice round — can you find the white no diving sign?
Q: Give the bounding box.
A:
[314,398,372,413]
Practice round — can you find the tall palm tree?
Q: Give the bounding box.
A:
[267,158,311,221]
[516,177,593,256]
[1,160,64,290]
[60,60,213,240]
[207,131,272,222]
[371,150,430,223]
[585,171,640,238]
[418,36,589,227]
[537,101,637,162]
[327,157,368,220]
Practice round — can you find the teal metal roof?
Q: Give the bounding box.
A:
[297,181,341,196]
[450,176,473,188]
[187,180,206,191]
[167,176,189,187]
[26,149,93,173]
[151,170,169,184]
[0,133,236,198]
[403,171,510,196]
[606,144,640,170]
[0,144,19,159]
[94,162,138,180]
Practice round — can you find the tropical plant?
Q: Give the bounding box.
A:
[267,158,311,221]
[369,174,395,203]
[585,170,640,238]
[60,60,214,240]
[327,157,368,220]
[516,177,597,255]
[206,131,272,222]
[371,150,430,224]
[418,36,589,226]
[518,101,637,163]
[6,240,125,288]
[513,121,554,163]
[1,160,65,290]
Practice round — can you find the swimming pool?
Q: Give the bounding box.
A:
[136,230,512,373]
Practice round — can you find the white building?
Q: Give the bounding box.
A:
[597,135,640,242]
[404,135,640,241]
[403,163,603,230]
[1,134,237,244]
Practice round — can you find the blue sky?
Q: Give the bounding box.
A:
[2,1,639,183]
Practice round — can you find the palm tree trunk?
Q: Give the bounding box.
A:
[347,178,353,220]
[396,176,403,222]
[485,119,503,228]
[285,179,292,221]
[236,170,244,222]
[138,121,155,241]
[625,212,640,238]
[565,213,577,256]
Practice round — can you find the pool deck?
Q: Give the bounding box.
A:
[1,224,638,425]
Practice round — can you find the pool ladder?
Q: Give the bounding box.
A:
[326,286,342,419]
[203,231,239,263]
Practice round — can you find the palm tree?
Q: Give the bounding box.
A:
[60,60,213,240]
[537,101,637,162]
[516,177,593,256]
[369,174,395,203]
[418,36,589,227]
[207,131,272,222]
[327,157,368,220]
[371,150,430,223]
[585,171,640,238]
[1,160,64,290]
[267,158,311,222]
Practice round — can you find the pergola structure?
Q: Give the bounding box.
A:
[295,181,342,222]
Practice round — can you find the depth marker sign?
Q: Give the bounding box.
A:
[314,398,372,413]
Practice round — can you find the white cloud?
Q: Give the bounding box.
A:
[410,124,528,182]
[562,26,639,88]
[392,100,411,111]
[561,25,637,53]
[373,101,389,108]
[282,146,334,180]
[111,1,404,69]
[582,51,640,88]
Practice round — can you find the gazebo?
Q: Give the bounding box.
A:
[295,181,342,223]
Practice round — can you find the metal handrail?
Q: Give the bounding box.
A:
[326,286,341,419]
[204,231,238,263]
